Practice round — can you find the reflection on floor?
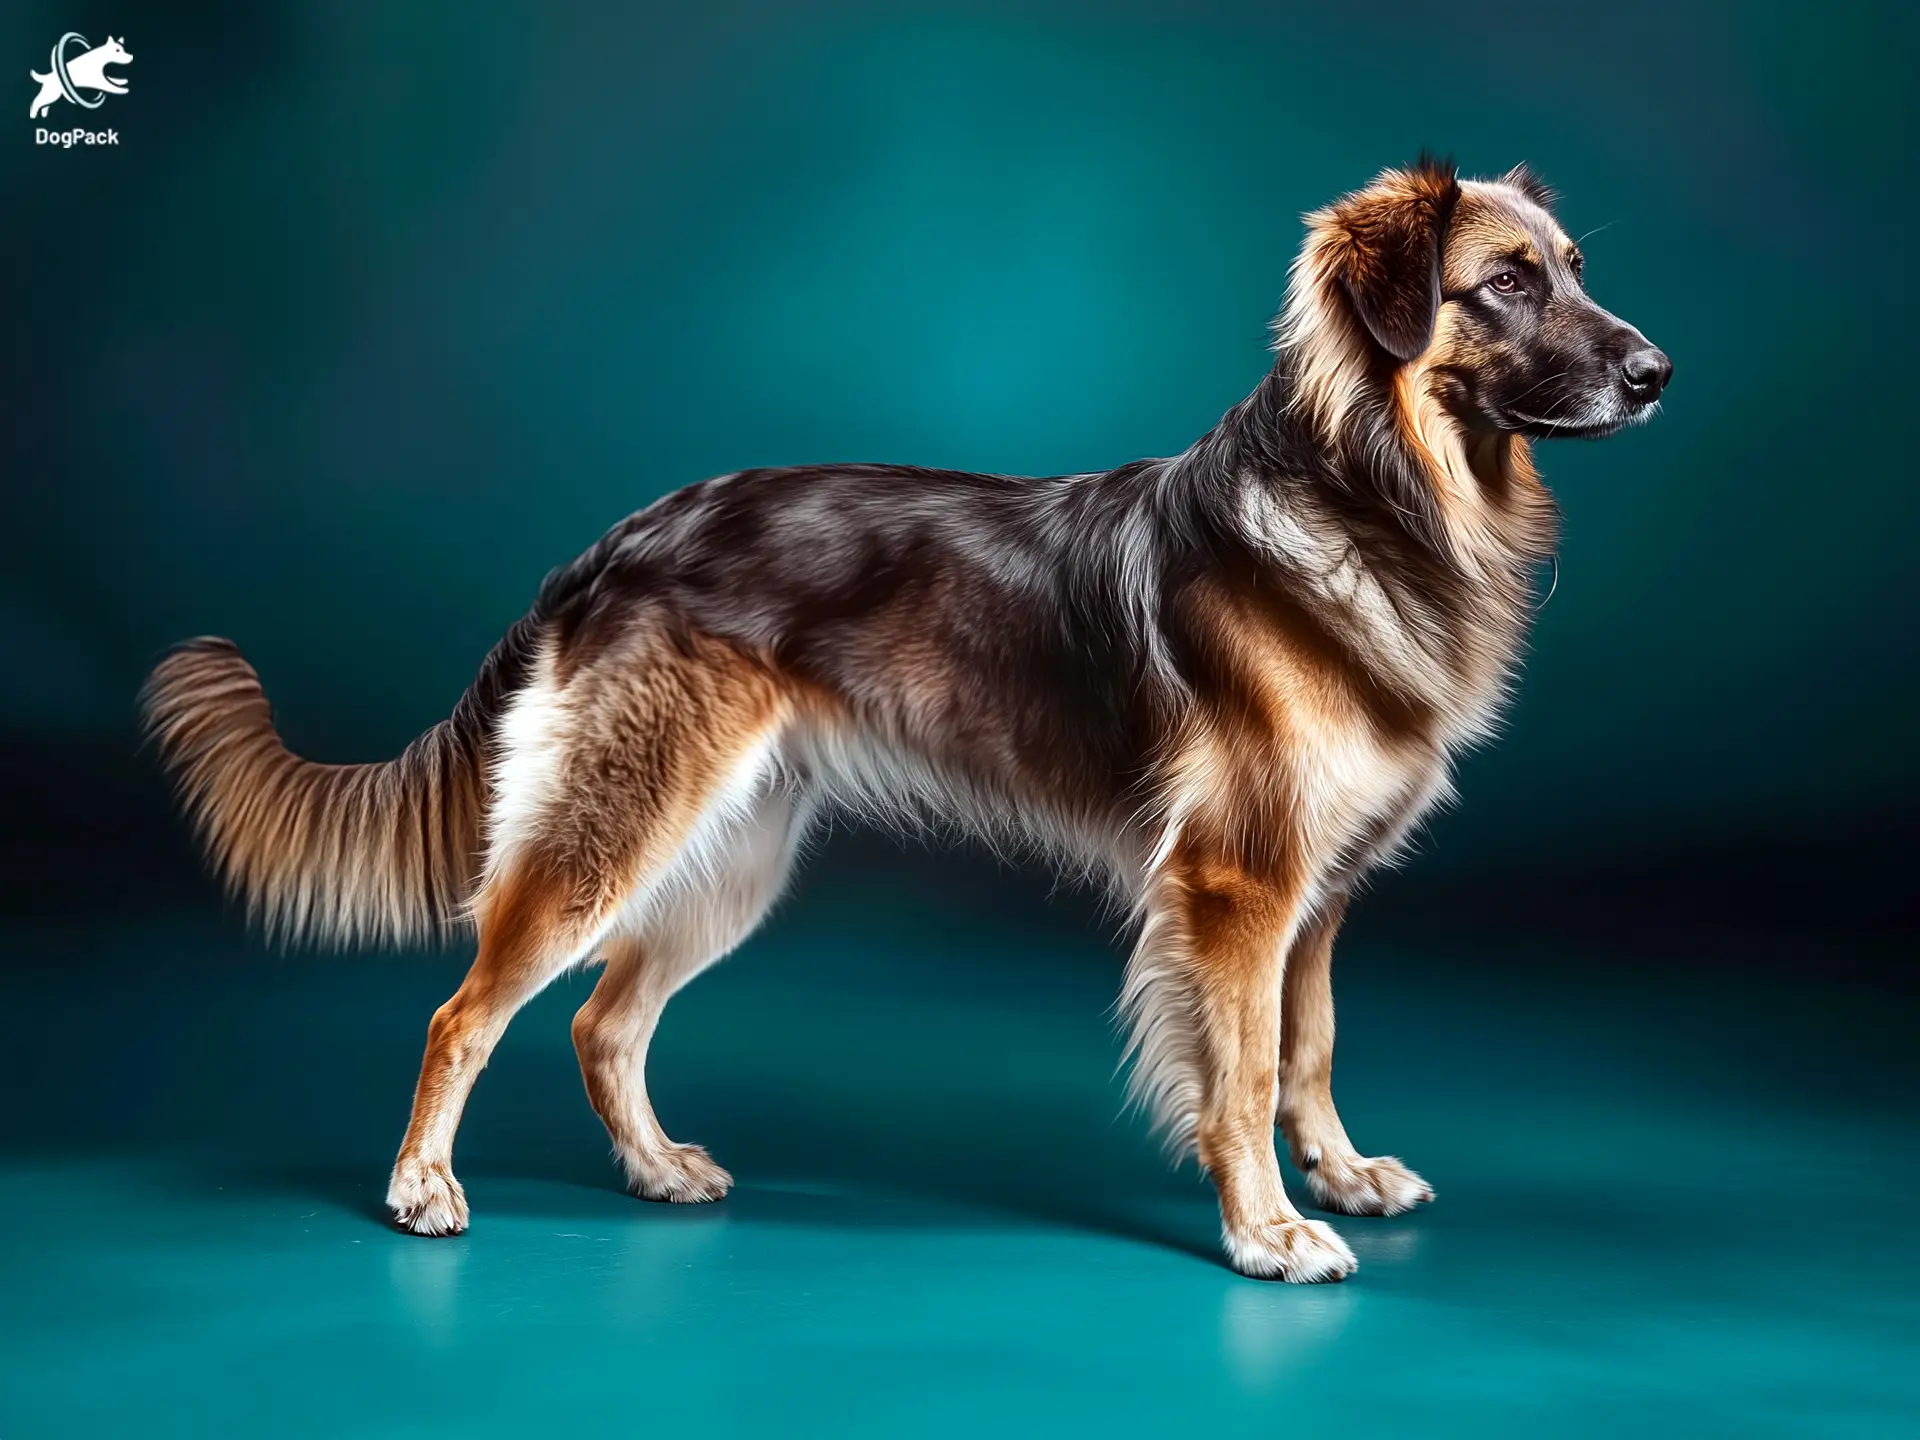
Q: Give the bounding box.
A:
[0,870,1913,1437]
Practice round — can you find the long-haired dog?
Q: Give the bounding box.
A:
[144,158,1669,1281]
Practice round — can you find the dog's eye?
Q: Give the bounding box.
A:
[1489,271,1521,295]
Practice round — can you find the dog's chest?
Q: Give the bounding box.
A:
[1190,604,1444,869]
[1280,696,1448,864]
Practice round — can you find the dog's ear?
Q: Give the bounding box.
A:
[1318,156,1459,364]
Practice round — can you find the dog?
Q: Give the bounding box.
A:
[28,35,131,119]
[143,158,1668,1281]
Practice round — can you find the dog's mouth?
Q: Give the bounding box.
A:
[1506,394,1659,442]
[1511,414,1629,440]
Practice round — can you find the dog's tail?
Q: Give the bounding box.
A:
[141,621,543,949]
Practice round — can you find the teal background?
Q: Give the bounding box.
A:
[2,0,1914,867]
[0,2,1915,1436]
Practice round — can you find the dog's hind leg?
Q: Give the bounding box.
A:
[386,626,790,1236]
[386,850,621,1236]
[572,786,810,1202]
[1275,892,1433,1217]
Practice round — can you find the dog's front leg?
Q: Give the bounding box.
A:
[1276,893,1434,1217]
[1163,846,1356,1282]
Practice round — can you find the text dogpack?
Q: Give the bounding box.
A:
[36,126,118,147]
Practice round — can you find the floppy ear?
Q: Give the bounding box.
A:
[1320,157,1459,363]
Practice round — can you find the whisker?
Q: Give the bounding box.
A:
[1502,368,1575,409]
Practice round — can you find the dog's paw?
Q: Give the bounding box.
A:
[1223,1216,1357,1283]
[1304,1152,1433,1217]
[387,1161,469,1236]
[627,1143,733,1204]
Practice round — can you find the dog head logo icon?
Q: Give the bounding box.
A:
[29,33,132,119]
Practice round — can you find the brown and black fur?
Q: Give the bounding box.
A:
[144,159,1669,1280]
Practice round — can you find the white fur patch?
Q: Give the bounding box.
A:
[481,642,570,884]
[1116,901,1205,1156]
[612,731,786,939]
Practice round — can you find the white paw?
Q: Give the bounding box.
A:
[1223,1216,1357,1282]
[387,1161,469,1236]
[1305,1152,1433,1217]
[627,1143,733,1204]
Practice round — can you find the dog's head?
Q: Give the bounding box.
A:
[1294,157,1669,440]
[99,36,132,66]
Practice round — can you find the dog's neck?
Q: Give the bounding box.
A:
[1222,342,1558,587]
[1176,346,1557,739]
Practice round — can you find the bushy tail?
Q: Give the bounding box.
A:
[141,626,539,948]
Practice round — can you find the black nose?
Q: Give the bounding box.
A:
[1621,346,1672,403]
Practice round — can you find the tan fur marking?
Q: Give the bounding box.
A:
[1447,181,1571,291]
[1176,577,1437,878]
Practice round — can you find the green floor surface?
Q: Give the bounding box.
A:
[1,877,1913,1436]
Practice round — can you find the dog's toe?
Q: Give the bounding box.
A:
[1223,1216,1357,1283]
[385,1159,468,1244]
[628,1143,733,1204]
[1307,1154,1433,1217]
[387,1162,469,1236]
